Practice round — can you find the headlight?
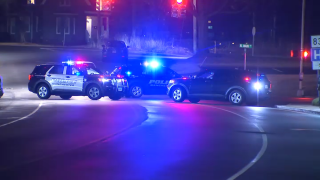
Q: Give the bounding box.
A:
[99,78,111,82]
[169,80,174,84]
[253,82,262,90]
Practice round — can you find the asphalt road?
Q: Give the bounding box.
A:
[0,45,319,180]
[0,88,320,180]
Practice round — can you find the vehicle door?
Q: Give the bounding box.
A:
[212,70,235,95]
[65,66,85,92]
[45,65,65,91]
[145,67,170,94]
[189,71,214,96]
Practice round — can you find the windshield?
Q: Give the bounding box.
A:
[77,66,103,75]
[107,41,126,48]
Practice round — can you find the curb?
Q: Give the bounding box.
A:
[276,105,320,115]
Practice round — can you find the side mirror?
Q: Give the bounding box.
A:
[106,71,109,75]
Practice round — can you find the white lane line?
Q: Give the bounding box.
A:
[0,102,43,128]
[291,129,320,131]
[272,68,283,72]
[199,105,268,180]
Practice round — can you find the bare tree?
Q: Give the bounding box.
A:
[191,0,251,52]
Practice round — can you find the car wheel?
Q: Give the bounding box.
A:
[171,86,186,102]
[189,98,200,103]
[229,90,244,105]
[87,84,102,100]
[109,93,122,100]
[60,95,72,100]
[37,84,51,99]
[130,85,143,98]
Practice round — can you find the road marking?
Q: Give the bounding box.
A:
[0,102,43,128]
[291,129,320,131]
[0,105,144,172]
[199,105,268,180]
[272,68,283,72]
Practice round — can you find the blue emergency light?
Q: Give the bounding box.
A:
[144,60,160,68]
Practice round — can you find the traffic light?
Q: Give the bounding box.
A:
[96,0,115,11]
[171,0,187,18]
[304,51,308,58]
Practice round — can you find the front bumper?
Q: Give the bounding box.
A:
[102,79,128,96]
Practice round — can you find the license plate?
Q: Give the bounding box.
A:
[112,50,116,53]
[118,87,123,91]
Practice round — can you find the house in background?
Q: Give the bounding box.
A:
[4,0,112,45]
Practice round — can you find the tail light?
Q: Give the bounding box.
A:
[117,74,124,78]
[28,75,34,80]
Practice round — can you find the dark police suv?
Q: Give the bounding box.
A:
[102,40,129,62]
[28,60,127,100]
[111,61,181,98]
[167,69,271,105]
[0,76,3,98]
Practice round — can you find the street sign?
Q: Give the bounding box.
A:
[311,35,320,48]
[312,61,320,70]
[252,27,256,36]
[240,44,252,48]
[311,48,320,61]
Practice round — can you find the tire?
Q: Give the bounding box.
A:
[229,90,245,105]
[36,83,51,99]
[130,85,143,98]
[171,86,186,103]
[60,95,72,100]
[109,93,122,100]
[189,98,200,104]
[87,84,102,100]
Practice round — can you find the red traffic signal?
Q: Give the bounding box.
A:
[304,51,308,58]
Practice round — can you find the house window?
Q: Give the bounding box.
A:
[73,18,76,34]
[56,17,61,34]
[64,17,70,34]
[60,0,71,6]
[10,18,16,34]
[35,16,39,32]
[27,0,35,4]
[25,17,31,33]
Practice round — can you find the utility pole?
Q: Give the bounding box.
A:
[297,0,306,97]
[193,0,197,54]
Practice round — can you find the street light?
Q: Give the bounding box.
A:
[297,0,306,97]
[177,0,182,4]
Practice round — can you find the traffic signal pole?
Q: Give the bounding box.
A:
[297,0,306,97]
[193,0,197,54]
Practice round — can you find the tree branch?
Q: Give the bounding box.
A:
[205,0,230,17]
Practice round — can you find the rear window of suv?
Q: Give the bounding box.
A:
[31,65,53,75]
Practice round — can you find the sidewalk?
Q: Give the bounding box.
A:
[276,104,320,115]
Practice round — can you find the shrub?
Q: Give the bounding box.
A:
[113,34,191,55]
[312,97,319,106]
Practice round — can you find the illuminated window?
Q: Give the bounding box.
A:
[208,20,211,23]
[27,0,35,4]
[208,26,213,29]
